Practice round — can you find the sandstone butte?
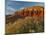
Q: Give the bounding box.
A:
[6,6,44,24]
[6,6,44,33]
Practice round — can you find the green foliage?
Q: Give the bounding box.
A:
[6,16,44,34]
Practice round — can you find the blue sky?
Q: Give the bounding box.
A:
[5,0,44,15]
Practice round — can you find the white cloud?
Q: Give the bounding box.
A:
[7,7,15,11]
[6,7,16,15]
[19,7,24,10]
[35,3,44,7]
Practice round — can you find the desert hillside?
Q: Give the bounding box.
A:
[6,6,44,34]
[6,6,44,24]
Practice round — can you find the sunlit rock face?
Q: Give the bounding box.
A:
[15,6,44,17]
[6,6,44,34]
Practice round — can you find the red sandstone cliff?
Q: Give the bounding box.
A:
[6,6,44,24]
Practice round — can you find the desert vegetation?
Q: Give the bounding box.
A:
[5,6,44,34]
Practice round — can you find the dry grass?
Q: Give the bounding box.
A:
[6,16,44,34]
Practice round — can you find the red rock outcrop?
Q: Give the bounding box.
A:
[6,6,44,24]
[15,6,44,17]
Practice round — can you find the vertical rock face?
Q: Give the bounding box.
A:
[6,6,44,34]
[6,6,44,23]
[15,6,44,17]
